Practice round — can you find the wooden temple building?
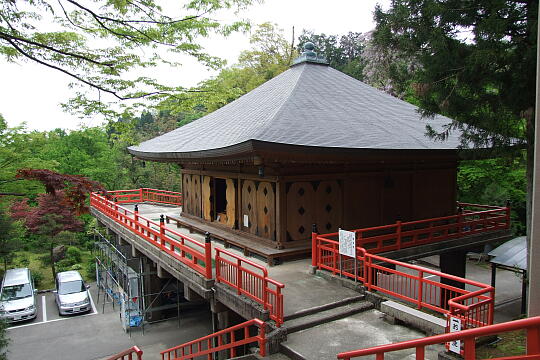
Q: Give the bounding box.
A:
[128,43,464,261]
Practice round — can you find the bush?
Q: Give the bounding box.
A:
[17,255,30,268]
[56,258,76,272]
[38,254,51,266]
[32,272,43,288]
[70,264,82,271]
[86,261,96,281]
[66,246,82,263]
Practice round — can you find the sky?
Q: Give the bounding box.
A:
[0,0,389,131]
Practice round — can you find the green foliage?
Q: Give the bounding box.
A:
[32,272,43,288]
[1,0,255,118]
[86,261,97,281]
[372,0,535,148]
[0,317,8,360]
[297,30,366,80]
[161,23,293,115]
[458,157,526,234]
[0,207,17,271]
[66,246,82,263]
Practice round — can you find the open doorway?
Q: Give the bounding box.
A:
[215,178,227,222]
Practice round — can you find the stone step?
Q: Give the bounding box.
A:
[284,300,374,334]
[284,295,366,322]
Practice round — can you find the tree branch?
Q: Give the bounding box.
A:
[0,31,114,67]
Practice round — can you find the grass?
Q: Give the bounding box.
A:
[3,250,95,290]
[476,329,526,358]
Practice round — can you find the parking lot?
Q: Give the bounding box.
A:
[5,283,213,360]
[8,286,98,330]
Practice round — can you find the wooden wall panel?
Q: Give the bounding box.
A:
[413,169,456,219]
[202,176,212,221]
[190,175,201,218]
[382,173,412,223]
[241,180,258,235]
[286,182,315,241]
[344,176,382,229]
[257,182,276,240]
[315,180,342,233]
[182,174,192,215]
[225,178,236,229]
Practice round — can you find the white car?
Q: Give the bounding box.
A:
[54,271,91,315]
[0,268,37,323]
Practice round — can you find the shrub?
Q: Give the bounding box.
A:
[66,246,82,263]
[32,272,43,288]
[86,261,96,281]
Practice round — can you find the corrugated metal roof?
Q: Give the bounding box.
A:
[489,236,527,270]
[128,61,464,161]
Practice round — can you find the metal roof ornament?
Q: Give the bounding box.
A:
[292,42,329,66]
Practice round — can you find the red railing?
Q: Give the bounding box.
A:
[215,248,284,327]
[90,192,212,279]
[316,202,509,255]
[107,188,182,206]
[313,235,494,330]
[337,316,540,360]
[160,318,266,360]
[107,346,143,360]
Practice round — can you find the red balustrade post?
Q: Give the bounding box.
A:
[366,254,373,291]
[262,279,268,310]
[160,214,166,249]
[417,270,424,310]
[259,322,267,357]
[396,220,402,249]
[134,204,139,232]
[204,232,213,279]
[311,223,319,268]
[215,249,221,282]
[237,258,242,295]
[526,326,540,355]
[140,188,144,202]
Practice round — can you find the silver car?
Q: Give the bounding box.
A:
[0,268,37,323]
[54,270,91,315]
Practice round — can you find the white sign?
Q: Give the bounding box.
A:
[243,214,249,228]
[338,229,356,257]
[448,317,462,354]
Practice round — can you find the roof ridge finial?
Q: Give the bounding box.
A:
[292,42,329,66]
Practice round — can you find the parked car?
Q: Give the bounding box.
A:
[0,268,37,323]
[54,270,91,315]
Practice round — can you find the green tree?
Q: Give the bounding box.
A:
[162,22,294,116]
[372,0,536,229]
[1,0,254,116]
[0,207,17,271]
[297,31,367,80]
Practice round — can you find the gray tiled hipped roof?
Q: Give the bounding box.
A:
[128,62,462,160]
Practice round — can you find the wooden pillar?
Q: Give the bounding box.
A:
[276,179,286,249]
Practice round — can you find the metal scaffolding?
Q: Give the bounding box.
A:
[93,228,183,335]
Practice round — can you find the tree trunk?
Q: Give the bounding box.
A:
[50,242,56,281]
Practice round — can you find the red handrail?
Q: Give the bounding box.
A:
[107,346,143,360]
[215,248,285,327]
[107,188,182,206]
[317,202,509,255]
[90,192,212,279]
[313,235,494,330]
[337,316,540,360]
[160,318,266,360]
